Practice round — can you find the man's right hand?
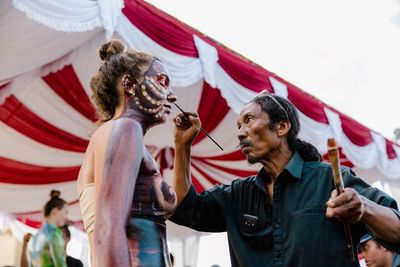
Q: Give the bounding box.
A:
[173,112,201,147]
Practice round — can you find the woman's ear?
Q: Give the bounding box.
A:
[122,75,136,97]
[276,120,291,137]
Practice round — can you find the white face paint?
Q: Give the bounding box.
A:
[133,59,177,122]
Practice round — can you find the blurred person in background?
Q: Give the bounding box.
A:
[359,234,400,267]
[28,190,69,267]
[60,225,83,267]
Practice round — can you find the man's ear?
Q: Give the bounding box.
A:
[276,120,291,137]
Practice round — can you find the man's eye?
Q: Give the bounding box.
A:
[245,117,253,124]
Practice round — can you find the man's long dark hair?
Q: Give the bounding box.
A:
[251,93,321,162]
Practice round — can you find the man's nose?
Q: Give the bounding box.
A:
[237,127,247,142]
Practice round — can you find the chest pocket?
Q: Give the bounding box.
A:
[232,182,273,248]
[288,205,350,266]
[238,212,273,249]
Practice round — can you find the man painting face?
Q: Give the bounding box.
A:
[237,102,282,164]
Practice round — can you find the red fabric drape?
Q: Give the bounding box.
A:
[286,82,329,124]
[0,95,88,152]
[339,113,373,146]
[43,65,97,122]
[123,0,197,57]
[124,1,273,93]
[193,82,230,145]
[0,157,79,184]
[194,150,246,161]
[191,173,204,192]
[217,46,273,92]
[386,139,397,159]
[195,158,256,178]
[191,161,220,185]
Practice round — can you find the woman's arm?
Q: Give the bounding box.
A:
[94,119,144,267]
[20,233,32,267]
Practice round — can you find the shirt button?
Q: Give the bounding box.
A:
[273,223,280,229]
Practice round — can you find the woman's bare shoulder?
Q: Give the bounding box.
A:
[90,121,115,144]
[91,118,142,143]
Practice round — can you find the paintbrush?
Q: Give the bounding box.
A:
[174,103,224,151]
[327,138,356,262]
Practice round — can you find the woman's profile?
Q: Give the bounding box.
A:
[77,39,178,267]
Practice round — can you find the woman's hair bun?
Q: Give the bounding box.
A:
[99,39,125,61]
[50,190,61,199]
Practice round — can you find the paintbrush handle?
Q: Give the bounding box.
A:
[327,138,344,194]
[174,103,224,151]
[326,138,355,262]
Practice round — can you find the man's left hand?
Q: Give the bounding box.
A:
[326,188,366,224]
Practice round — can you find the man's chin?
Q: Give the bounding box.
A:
[246,155,258,164]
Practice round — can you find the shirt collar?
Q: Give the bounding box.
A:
[255,152,304,190]
[285,151,304,180]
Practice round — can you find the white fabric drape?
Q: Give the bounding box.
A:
[0,1,102,83]
[0,213,36,241]
[13,79,92,139]
[12,0,123,37]
[116,15,204,87]
[0,181,79,213]
[269,77,288,98]
[193,35,219,88]
[0,122,84,166]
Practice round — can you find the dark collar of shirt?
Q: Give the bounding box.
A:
[255,151,303,192]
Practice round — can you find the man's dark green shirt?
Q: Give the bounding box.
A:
[170,152,400,267]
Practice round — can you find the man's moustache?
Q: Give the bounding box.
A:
[239,139,253,148]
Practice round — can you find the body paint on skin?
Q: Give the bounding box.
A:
[95,118,143,267]
[95,117,176,267]
[133,59,172,116]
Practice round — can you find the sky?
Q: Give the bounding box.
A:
[146,0,400,140]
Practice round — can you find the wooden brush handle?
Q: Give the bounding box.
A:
[327,138,344,194]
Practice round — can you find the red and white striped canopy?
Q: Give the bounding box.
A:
[1,0,399,229]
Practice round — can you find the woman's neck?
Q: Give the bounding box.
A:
[46,216,57,226]
[113,97,150,134]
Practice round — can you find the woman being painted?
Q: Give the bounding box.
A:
[28,190,68,267]
[77,39,177,267]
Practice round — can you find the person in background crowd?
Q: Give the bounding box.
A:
[60,225,83,267]
[21,233,32,267]
[28,190,68,267]
[359,234,400,267]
